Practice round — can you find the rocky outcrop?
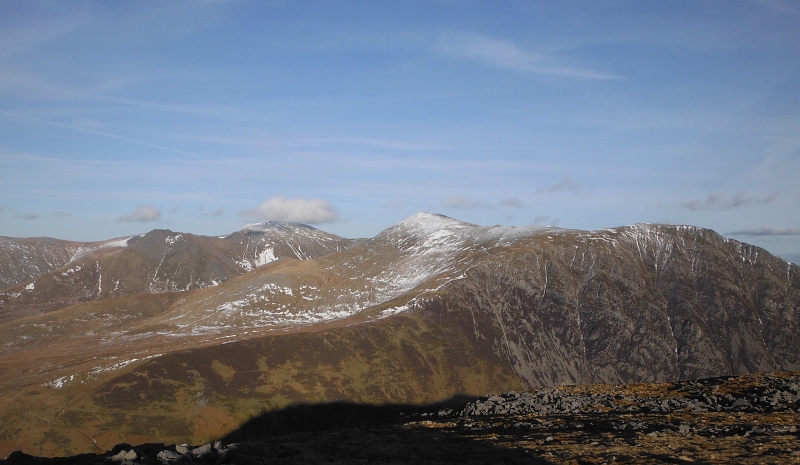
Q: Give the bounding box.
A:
[4,372,799,464]
[428,223,800,388]
[3,441,237,465]
[460,374,800,417]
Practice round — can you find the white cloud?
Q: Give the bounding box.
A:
[239,196,339,224]
[117,205,162,223]
[682,192,778,211]
[728,227,800,236]
[438,32,620,80]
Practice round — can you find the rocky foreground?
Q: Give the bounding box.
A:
[3,371,799,464]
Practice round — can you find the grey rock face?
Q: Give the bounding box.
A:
[0,236,80,290]
[155,450,184,463]
[108,447,138,463]
[427,224,800,388]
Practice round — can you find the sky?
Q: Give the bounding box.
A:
[1,1,799,262]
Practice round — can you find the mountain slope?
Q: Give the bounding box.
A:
[0,224,353,324]
[0,213,797,457]
[0,237,82,290]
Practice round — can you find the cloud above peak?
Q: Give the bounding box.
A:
[444,195,488,209]
[444,196,527,209]
[117,205,162,223]
[682,192,778,211]
[438,32,620,80]
[727,227,800,236]
[539,175,584,194]
[239,196,339,224]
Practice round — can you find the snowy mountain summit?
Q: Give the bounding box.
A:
[242,221,321,233]
[392,212,475,236]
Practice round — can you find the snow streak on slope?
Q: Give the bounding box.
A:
[367,213,559,304]
[69,237,132,262]
[0,237,81,290]
[161,213,560,335]
[233,222,351,271]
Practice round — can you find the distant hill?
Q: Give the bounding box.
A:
[0,236,82,289]
[0,223,354,323]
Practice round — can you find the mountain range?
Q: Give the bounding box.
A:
[0,213,798,457]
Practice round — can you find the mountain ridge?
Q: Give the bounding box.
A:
[0,213,798,457]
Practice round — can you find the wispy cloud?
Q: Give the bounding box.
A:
[208,208,224,217]
[384,200,405,209]
[0,71,260,121]
[15,213,38,220]
[538,175,583,194]
[239,196,339,224]
[444,195,488,209]
[0,15,87,60]
[728,227,800,236]
[438,32,620,80]
[444,196,527,209]
[313,137,445,152]
[748,0,800,15]
[499,198,526,208]
[682,192,778,211]
[117,205,162,223]
[0,110,197,156]
[0,204,6,215]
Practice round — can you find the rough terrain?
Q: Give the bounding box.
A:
[3,371,798,464]
[1,213,798,457]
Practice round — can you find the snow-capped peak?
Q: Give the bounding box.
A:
[392,212,475,236]
[242,221,318,233]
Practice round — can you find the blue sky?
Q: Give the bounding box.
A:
[1,0,799,261]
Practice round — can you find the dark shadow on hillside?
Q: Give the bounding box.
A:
[221,395,474,441]
[218,396,556,464]
[2,398,559,464]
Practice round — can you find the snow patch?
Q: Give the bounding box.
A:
[62,265,82,276]
[44,374,76,389]
[255,247,277,267]
[69,237,131,262]
[89,354,162,375]
[378,304,409,319]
